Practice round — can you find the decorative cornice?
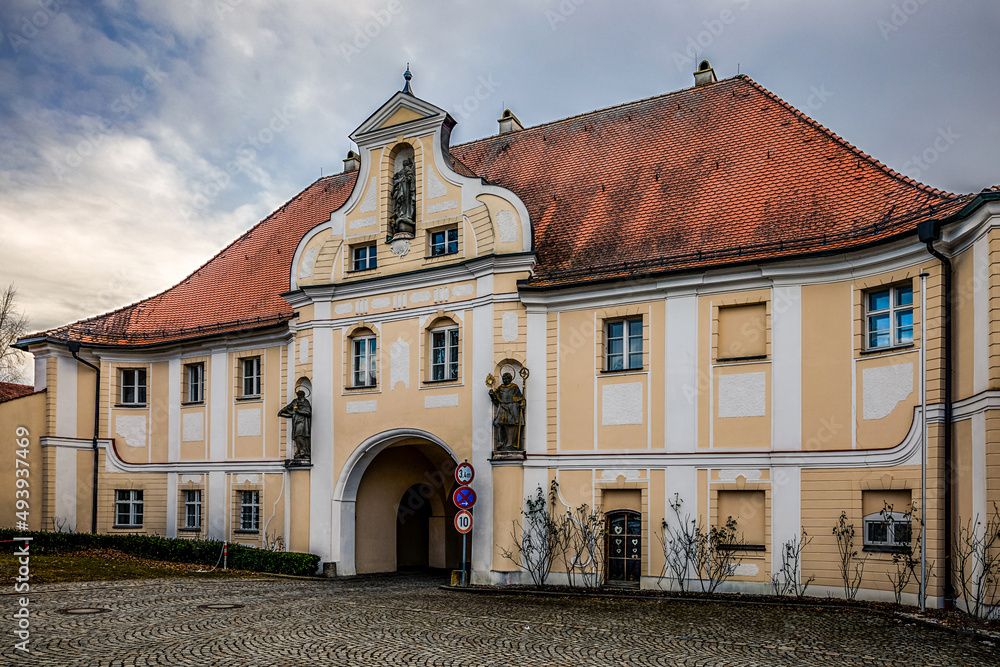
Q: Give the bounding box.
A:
[286,253,536,307]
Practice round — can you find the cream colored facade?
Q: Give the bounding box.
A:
[5,78,1000,612]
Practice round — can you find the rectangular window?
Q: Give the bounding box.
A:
[431,327,459,381]
[352,336,377,387]
[862,490,913,551]
[120,369,147,405]
[242,357,261,397]
[867,284,914,349]
[430,227,458,257]
[717,490,766,548]
[353,244,377,271]
[184,490,202,529]
[606,318,643,371]
[186,363,204,403]
[718,303,767,360]
[240,490,260,532]
[115,489,143,526]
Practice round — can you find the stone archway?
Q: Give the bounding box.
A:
[334,429,461,575]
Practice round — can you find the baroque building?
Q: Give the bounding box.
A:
[4,64,999,607]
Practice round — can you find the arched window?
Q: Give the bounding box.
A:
[350,327,377,388]
[425,316,460,383]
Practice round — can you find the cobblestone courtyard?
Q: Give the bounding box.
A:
[2,573,996,665]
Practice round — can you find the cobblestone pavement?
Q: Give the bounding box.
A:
[2,573,996,665]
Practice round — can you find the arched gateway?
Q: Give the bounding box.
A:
[333,429,463,575]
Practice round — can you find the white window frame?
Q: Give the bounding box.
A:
[242,357,261,398]
[186,363,204,403]
[865,284,914,350]
[429,325,459,381]
[429,226,458,257]
[120,368,147,406]
[352,244,377,271]
[240,490,260,532]
[184,489,202,529]
[605,318,643,371]
[863,510,912,550]
[115,489,143,526]
[352,335,377,387]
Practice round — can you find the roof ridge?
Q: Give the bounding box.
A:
[742,77,957,200]
[39,172,357,338]
[449,76,735,150]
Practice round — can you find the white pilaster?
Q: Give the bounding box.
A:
[34,356,47,392]
[771,286,802,449]
[471,297,494,581]
[665,295,698,451]
[770,466,802,571]
[309,324,334,564]
[209,352,228,461]
[974,236,989,393]
[168,358,180,462]
[972,412,986,530]
[55,356,78,437]
[207,470,226,541]
[525,311,547,456]
[166,472,178,538]
[54,446,77,532]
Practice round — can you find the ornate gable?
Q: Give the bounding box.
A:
[291,71,532,290]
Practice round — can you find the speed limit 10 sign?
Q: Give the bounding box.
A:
[454,509,473,534]
[455,461,475,486]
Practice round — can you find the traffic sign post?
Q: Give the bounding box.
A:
[454,509,473,533]
[452,486,477,510]
[454,461,475,588]
[455,461,475,485]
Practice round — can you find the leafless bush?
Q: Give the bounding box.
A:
[952,502,1000,621]
[559,502,606,588]
[833,511,866,600]
[499,480,565,586]
[656,493,746,594]
[771,530,814,598]
[880,502,928,606]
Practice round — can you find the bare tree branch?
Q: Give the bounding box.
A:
[0,283,30,383]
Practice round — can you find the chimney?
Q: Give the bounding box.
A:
[498,108,523,135]
[343,150,360,172]
[693,60,718,87]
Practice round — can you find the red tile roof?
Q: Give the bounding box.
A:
[38,173,357,346]
[0,382,36,403]
[30,75,972,347]
[448,75,967,287]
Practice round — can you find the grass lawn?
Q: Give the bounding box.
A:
[1,548,260,584]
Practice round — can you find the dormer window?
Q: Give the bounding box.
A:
[430,226,458,257]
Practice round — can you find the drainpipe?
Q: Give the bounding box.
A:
[67,341,100,534]
[917,219,953,607]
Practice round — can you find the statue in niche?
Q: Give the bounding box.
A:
[487,367,528,453]
[278,388,312,461]
[388,157,417,242]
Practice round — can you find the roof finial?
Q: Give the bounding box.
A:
[402,64,413,95]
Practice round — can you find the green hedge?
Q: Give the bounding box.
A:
[0,530,321,577]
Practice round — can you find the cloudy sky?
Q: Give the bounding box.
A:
[1,0,998,381]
